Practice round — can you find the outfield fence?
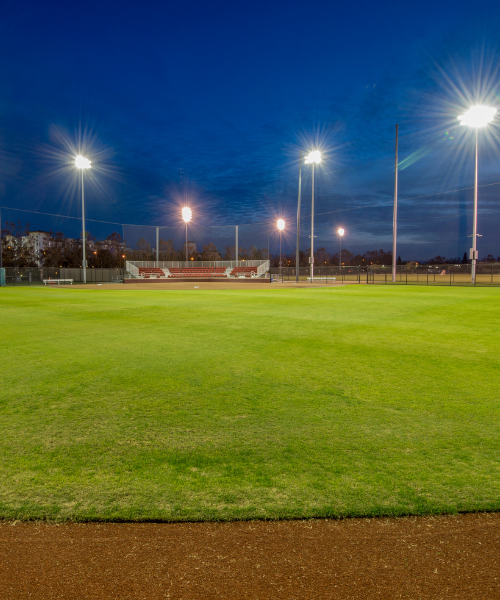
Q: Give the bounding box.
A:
[2,264,499,286]
[1,267,125,285]
[367,263,500,286]
[270,266,365,283]
[271,264,500,286]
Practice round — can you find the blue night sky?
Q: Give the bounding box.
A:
[1,0,500,260]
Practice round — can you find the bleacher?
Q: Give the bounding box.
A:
[168,267,227,278]
[230,266,258,277]
[126,261,269,283]
[138,267,167,279]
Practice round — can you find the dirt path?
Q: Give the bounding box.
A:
[1,513,499,599]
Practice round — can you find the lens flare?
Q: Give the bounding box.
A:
[458,105,496,128]
[338,228,345,236]
[182,206,192,223]
[277,218,285,231]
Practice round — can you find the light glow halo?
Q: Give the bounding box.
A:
[338,228,345,236]
[75,155,91,169]
[182,206,192,223]
[304,150,322,164]
[277,218,285,231]
[458,105,496,128]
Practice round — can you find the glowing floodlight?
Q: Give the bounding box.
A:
[458,105,496,284]
[305,150,322,164]
[75,155,91,169]
[182,207,192,223]
[458,105,496,128]
[338,227,345,236]
[277,218,285,231]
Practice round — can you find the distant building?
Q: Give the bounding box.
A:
[5,230,51,266]
[182,241,197,254]
[26,231,51,264]
[95,239,126,252]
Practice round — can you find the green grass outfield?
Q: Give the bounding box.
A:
[1,285,499,522]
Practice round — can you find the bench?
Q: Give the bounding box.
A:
[43,279,73,285]
[306,276,337,282]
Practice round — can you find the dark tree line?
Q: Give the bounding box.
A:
[271,247,394,268]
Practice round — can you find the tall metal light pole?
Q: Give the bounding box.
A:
[235,225,238,266]
[295,151,302,283]
[458,105,496,284]
[75,155,91,283]
[277,219,285,279]
[304,150,322,282]
[182,207,192,263]
[392,124,399,283]
[338,228,345,270]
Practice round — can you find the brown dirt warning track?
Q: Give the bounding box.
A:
[67,280,349,291]
[1,513,499,599]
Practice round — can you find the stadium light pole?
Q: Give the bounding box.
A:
[305,150,321,282]
[295,151,302,283]
[458,105,496,284]
[182,207,192,263]
[338,228,345,271]
[75,155,91,284]
[277,219,285,279]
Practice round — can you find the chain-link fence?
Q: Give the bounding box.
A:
[1,267,125,285]
[367,264,500,286]
[270,266,365,283]
[270,264,500,286]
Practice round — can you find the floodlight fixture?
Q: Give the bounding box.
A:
[277,220,285,278]
[75,155,91,284]
[75,155,91,169]
[457,104,496,283]
[337,227,345,270]
[303,150,322,282]
[182,206,192,262]
[458,105,496,128]
[182,207,192,223]
[304,150,322,164]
